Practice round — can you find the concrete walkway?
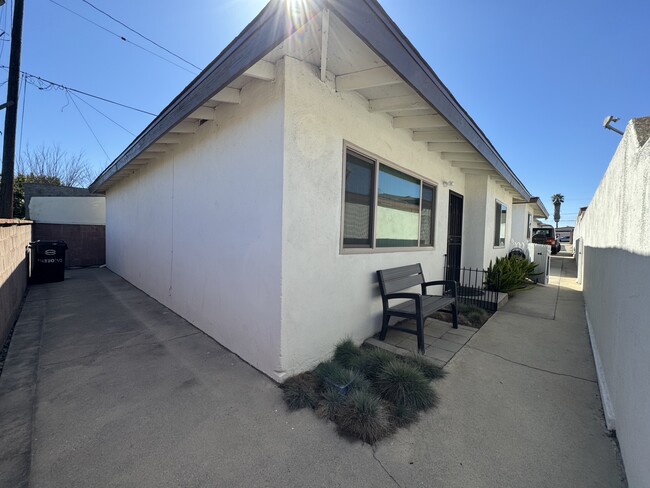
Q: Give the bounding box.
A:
[0,257,626,487]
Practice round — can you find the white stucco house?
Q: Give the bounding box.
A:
[573,117,650,488]
[511,197,549,244]
[90,0,539,381]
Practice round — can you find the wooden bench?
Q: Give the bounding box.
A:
[377,264,458,354]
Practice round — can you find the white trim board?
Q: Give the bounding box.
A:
[585,308,616,431]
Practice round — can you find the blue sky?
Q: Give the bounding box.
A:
[2,0,648,226]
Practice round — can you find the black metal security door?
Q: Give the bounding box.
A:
[446,192,463,282]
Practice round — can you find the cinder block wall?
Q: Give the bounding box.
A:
[0,220,31,345]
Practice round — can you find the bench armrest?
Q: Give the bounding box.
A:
[421,280,458,298]
[384,292,422,303]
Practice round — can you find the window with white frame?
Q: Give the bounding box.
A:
[494,200,507,247]
[527,213,532,239]
[343,148,436,250]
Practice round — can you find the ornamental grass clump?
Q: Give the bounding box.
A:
[333,339,364,369]
[375,360,438,411]
[401,354,447,381]
[336,389,392,444]
[281,340,444,443]
[280,372,319,410]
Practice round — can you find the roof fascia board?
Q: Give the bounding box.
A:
[90,0,326,193]
[326,0,531,200]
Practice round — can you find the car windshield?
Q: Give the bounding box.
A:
[533,229,553,238]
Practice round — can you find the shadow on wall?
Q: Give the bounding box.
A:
[33,224,105,267]
[0,256,29,346]
[582,245,650,488]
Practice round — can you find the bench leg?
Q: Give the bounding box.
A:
[416,314,425,354]
[451,302,459,329]
[379,313,390,341]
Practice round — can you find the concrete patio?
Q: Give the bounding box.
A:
[0,255,626,487]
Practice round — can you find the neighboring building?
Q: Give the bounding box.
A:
[25,184,106,267]
[90,0,536,381]
[574,117,650,488]
[554,226,574,243]
[511,197,549,244]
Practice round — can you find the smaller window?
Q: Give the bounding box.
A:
[526,213,532,239]
[420,185,436,247]
[494,201,507,247]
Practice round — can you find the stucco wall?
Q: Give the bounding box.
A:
[511,203,533,244]
[29,196,106,225]
[0,220,31,346]
[106,65,285,378]
[574,118,650,488]
[462,174,513,269]
[279,57,469,376]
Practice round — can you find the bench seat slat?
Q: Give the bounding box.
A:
[388,296,455,317]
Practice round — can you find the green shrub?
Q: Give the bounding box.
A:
[336,389,392,444]
[333,339,363,369]
[281,372,319,410]
[314,361,369,393]
[457,303,492,328]
[352,348,396,380]
[375,360,438,411]
[401,354,447,381]
[315,387,347,421]
[389,403,418,428]
[485,256,538,293]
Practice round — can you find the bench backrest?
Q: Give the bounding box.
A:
[377,264,424,297]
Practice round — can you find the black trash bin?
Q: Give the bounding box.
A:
[29,240,68,283]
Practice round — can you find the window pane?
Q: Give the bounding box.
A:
[343,152,374,247]
[376,165,420,247]
[494,202,507,246]
[420,184,436,246]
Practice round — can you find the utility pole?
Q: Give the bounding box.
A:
[0,0,25,218]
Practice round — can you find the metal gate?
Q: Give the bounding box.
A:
[445,191,463,282]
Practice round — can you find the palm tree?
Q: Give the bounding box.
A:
[551,194,564,229]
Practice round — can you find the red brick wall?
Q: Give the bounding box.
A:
[32,224,105,267]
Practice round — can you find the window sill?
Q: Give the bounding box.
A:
[341,247,435,255]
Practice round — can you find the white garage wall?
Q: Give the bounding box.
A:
[279,57,467,376]
[574,118,650,488]
[106,68,286,378]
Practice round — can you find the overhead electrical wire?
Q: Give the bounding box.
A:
[48,0,198,75]
[79,0,202,71]
[69,91,136,136]
[0,66,157,116]
[68,92,111,161]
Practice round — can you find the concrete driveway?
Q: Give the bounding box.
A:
[0,260,626,487]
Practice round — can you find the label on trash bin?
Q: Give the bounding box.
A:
[44,249,56,256]
[37,258,63,264]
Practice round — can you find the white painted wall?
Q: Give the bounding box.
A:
[511,203,533,244]
[462,174,513,269]
[29,196,105,225]
[574,118,650,488]
[279,57,468,376]
[106,64,286,379]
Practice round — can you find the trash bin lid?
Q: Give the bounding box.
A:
[30,240,68,250]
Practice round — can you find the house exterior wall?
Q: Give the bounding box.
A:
[462,174,513,269]
[511,203,532,244]
[278,57,468,376]
[573,118,650,488]
[105,66,286,378]
[28,196,105,225]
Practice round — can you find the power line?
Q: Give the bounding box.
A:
[0,66,157,115]
[68,91,110,161]
[79,0,202,71]
[69,91,135,136]
[48,0,198,75]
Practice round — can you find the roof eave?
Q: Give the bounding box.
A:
[90,0,326,193]
[327,0,531,200]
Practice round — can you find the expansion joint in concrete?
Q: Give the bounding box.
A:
[371,445,402,488]
[466,345,597,384]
